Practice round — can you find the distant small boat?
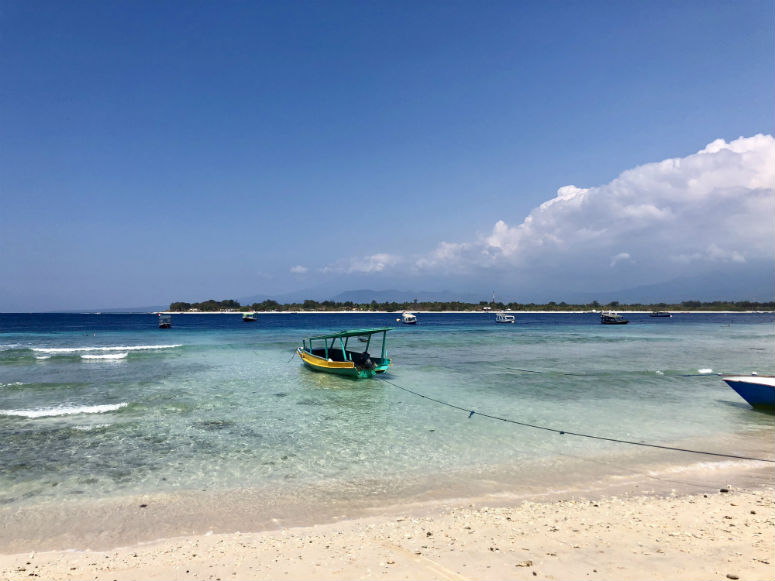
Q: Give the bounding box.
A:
[721,375,775,411]
[495,311,515,323]
[158,314,172,329]
[401,312,417,325]
[650,311,672,318]
[601,311,628,325]
[242,312,257,322]
[297,328,392,379]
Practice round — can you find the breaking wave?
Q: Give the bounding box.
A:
[0,403,129,418]
[32,344,182,354]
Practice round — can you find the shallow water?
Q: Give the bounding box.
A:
[1,312,773,520]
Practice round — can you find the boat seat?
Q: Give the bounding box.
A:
[309,349,374,367]
[311,348,348,362]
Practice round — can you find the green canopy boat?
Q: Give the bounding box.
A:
[296,328,392,378]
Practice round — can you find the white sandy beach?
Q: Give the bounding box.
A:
[1,484,772,581]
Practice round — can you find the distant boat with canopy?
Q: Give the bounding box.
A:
[400,312,417,324]
[650,311,672,318]
[296,328,392,379]
[601,311,628,324]
[495,311,515,323]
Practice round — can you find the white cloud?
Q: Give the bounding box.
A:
[414,241,481,271]
[290,265,308,274]
[610,252,632,267]
[424,134,775,279]
[316,135,774,291]
[321,253,402,274]
[670,244,746,265]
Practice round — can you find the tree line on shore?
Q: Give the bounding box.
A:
[168,298,775,313]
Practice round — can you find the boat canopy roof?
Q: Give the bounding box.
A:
[305,327,392,341]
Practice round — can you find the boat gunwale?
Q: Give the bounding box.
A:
[297,348,359,369]
[721,374,775,386]
[296,347,391,378]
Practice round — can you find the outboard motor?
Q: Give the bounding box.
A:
[353,352,376,371]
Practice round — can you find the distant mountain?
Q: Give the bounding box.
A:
[91,304,168,313]
[238,282,343,304]
[237,293,274,305]
[330,289,486,303]
[572,265,774,304]
[231,263,773,307]
[237,288,486,305]
[319,268,773,305]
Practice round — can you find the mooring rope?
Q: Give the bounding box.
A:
[506,367,721,378]
[506,367,585,376]
[378,377,775,464]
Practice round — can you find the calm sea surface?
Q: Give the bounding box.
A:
[1,312,773,521]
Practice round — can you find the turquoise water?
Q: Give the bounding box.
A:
[1,312,773,515]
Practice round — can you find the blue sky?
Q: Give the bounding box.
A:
[1,1,773,310]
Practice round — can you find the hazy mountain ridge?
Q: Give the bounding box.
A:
[64,264,773,312]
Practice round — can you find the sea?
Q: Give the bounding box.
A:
[1,311,773,550]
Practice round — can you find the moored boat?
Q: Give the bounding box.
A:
[158,314,172,329]
[401,312,417,325]
[721,374,775,411]
[601,311,628,324]
[242,312,257,322]
[297,328,392,379]
[650,311,672,318]
[495,311,515,323]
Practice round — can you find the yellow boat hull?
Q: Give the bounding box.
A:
[296,348,389,378]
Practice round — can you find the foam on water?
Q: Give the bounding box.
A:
[81,353,128,360]
[32,344,181,354]
[73,423,112,431]
[0,343,23,351]
[0,402,128,418]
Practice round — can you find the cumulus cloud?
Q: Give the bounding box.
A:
[317,135,774,291]
[424,134,775,278]
[290,265,308,274]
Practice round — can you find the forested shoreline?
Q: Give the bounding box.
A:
[168,298,775,313]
